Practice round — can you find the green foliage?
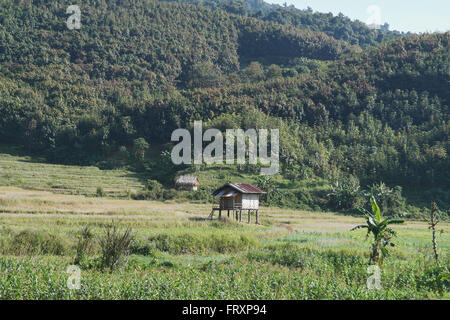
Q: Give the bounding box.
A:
[147,232,255,254]
[364,183,406,217]
[266,64,282,78]
[99,223,134,272]
[74,226,94,265]
[185,62,224,88]
[186,186,214,203]
[351,197,404,267]
[327,176,362,210]
[243,61,265,81]
[6,229,66,256]
[426,202,442,265]
[96,186,106,198]
[417,265,450,295]
[130,237,157,257]
[132,138,149,162]
[174,0,404,47]
[132,179,165,200]
[146,179,163,193]
[0,0,448,212]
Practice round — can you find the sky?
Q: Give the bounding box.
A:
[267,0,450,33]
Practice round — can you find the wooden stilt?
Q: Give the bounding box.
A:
[239,209,242,222]
[227,210,230,218]
[219,209,222,219]
[248,210,251,223]
[255,210,259,224]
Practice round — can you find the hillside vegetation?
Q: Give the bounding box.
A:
[0,0,448,214]
[169,0,404,47]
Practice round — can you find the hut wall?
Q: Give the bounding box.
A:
[235,194,242,208]
[220,197,233,209]
[241,194,259,210]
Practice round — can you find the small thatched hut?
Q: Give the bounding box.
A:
[174,175,200,191]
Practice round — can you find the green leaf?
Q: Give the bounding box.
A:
[351,225,368,231]
[371,197,381,222]
[368,216,378,228]
[386,219,404,225]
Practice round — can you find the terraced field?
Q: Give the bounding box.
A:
[0,146,146,197]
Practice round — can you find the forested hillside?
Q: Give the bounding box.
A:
[0,0,448,213]
[166,0,404,47]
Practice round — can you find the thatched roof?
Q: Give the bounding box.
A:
[175,175,199,186]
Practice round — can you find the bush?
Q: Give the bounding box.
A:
[132,138,149,162]
[96,186,106,197]
[130,238,156,256]
[327,176,362,210]
[363,182,406,217]
[162,188,177,200]
[187,186,213,202]
[146,179,163,192]
[99,223,134,272]
[147,232,255,254]
[417,265,450,295]
[131,180,165,200]
[10,229,66,255]
[74,226,94,265]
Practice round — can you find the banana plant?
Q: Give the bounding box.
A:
[351,197,404,267]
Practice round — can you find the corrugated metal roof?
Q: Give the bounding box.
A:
[212,183,266,196]
[222,190,237,197]
[232,183,266,194]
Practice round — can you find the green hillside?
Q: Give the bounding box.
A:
[167,0,404,47]
[0,0,448,214]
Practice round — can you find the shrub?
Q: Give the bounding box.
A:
[96,186,106,197]
[327,176,362,210]
[187,186,213,202]
[363,182,406,216]
[74,226,94,265]
[10,229,66,255]
[131,180,165,200]
[130,238,156,256]
[147,232,255,254]
[146,179,163,192]
[132,138,149,162]
[162,188,177,200]
[99,222,134,272]
[417,265,449,295]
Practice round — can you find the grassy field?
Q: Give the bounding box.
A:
[0,145,146,197]
[0,186,448,299]
[0,148,448,299]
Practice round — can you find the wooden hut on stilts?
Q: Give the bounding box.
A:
[210,183,266,224]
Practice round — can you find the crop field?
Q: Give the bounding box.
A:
[0,183,448,299]
[0,148,448,300]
